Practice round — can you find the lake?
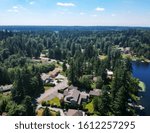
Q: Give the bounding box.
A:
[132,61,150,116]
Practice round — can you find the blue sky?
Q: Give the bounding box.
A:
[0,0,150,26]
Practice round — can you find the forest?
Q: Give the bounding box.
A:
[0,28,150,116]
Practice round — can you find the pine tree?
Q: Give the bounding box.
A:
[112,86,127,115]
[23,96,35,116]
[62,61,67,72]
[97,86,110,116]
[42,107,51,116]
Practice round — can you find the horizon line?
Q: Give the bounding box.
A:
[0,25,150,28]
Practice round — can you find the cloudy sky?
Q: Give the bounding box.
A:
[0,0,150,26]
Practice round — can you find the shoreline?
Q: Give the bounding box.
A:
[139,81,146,92]
[122,54,150,63]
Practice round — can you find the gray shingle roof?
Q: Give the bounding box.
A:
[66,109,83,116]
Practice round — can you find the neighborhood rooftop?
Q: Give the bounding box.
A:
[0,85,13,92]
[65,109,84,116]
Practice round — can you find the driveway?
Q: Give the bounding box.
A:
[37,77,68,103]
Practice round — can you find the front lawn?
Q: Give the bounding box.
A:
[48,97,61,107]
[85,100,94,113]
[36,107,60,116]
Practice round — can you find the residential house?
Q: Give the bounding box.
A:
[64,85,88,105]
[124,47,131,54]
[65,109,84,116]
[78,92,88,105]
[41,73,52,84]
[117,47,131,54]
[49,68,60,78]
[106,69,114,79]
[89,89,102,97]
[0,85,13,92]
[64,85,80,104]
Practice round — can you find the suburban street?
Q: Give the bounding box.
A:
[37,77,68,103]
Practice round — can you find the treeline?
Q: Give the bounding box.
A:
[0,29,150,62]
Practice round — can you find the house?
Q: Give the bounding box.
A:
[64,85,80,104]
[117,47,131,54]
[41,73,52,84]
[78,92,89,105]
[106,69,113,76]
[0,85,13,92]
[106,69,113,79]
[64,85,88,105]
[65,109,84,116]
[89,89,102,97]
[124,47,131,54]
[118,47,124,53]
[49,68,60,78]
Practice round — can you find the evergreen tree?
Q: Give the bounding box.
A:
[42,107,51,116]
[62,61,67,72]
[96,76,103,89]
[94,86,110,116]
[23,96,35,116]
[112,86,127,115]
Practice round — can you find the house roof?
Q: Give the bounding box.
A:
[106,69,113,76]
[49,68,60,77]
[0,85,13,92]
[66,109,83,116]
[68,89,80,102]
[89,89,101,96]
[64,85,80,103]
[78,92,88,105]
[41,73,51,81]
[68,85,78,90]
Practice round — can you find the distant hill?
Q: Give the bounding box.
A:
[0,26,150,32]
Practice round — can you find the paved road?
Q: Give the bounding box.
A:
[37,77,68,103]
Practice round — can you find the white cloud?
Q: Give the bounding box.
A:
[13,6,18,9]
[7,5,26,13]
[57,2,75,7]
[29,1,35,5]
[95,7,105,12]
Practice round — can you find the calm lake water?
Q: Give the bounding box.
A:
[132,62,150,116]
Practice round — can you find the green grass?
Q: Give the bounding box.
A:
[85,100,94,113]
[44,86,50,91]
[139,81,146,92]
[122,54,131,59]
[130,94,140,101]
[91,83,96,89]
[50,110,58,116]
[36,107,60,116]
[99,55,107,60]
[48,97,61,107]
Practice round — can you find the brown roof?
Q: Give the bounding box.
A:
[66,109,83,116]
[78,92,88,105]
[89,89,101,96]
[49,68,60,77]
